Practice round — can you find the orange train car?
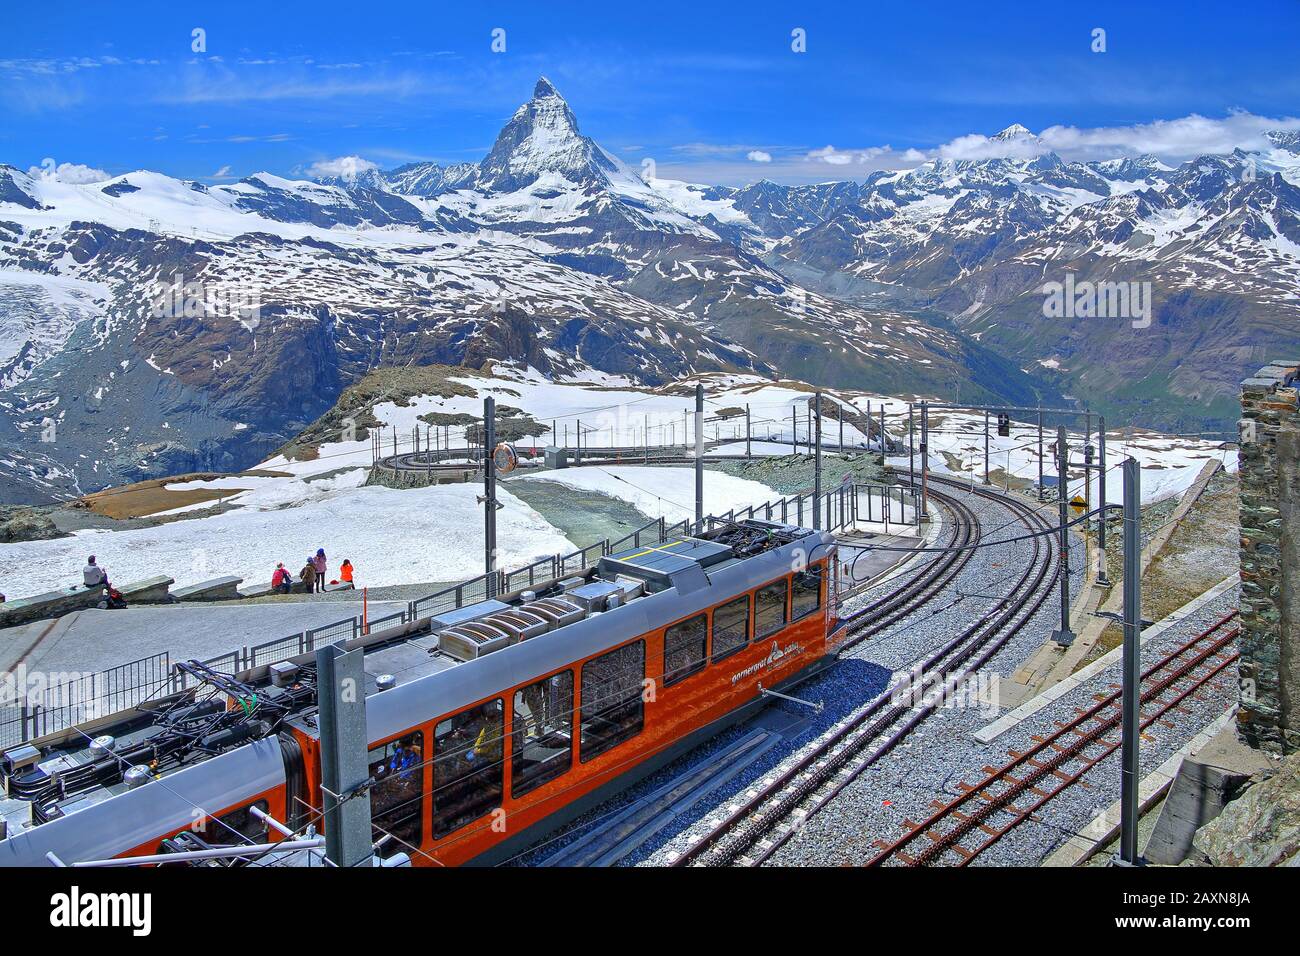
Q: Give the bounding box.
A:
[0,520,845,867]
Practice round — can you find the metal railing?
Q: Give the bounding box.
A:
[0,651,173,749]
[707,483,916,536]
[2,483,916,744]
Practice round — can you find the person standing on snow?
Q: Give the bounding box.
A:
[311,549,327,593]
[299,558,317,593]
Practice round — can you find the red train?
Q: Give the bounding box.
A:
[1,520,844,867]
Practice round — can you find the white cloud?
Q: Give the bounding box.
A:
[212,165,233,179]
[807,145,854,165]
[1035,111,1300,162]
[932,111,1300,164]
[746,150,772,163]
[681,111,1300,185]
[28,160,111,184]
[304,155,379,179]
[938,131,1046,162]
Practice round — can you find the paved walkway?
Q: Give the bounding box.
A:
[0,599,407,676]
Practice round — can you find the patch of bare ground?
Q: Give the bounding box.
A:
[275,363,479,461]
[76,470,291,519]
[1085,470,1238,663]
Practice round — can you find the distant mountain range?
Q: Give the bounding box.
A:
[1,75,1296,502]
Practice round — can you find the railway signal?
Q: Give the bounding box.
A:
[997,412,1010,437]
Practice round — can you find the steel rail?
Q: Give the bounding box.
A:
[671,477,1059,867]
[868,611,1241,866]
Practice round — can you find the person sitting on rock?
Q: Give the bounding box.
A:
[271,562,292,595]
[339,559,354,588]
[83,555,107,590]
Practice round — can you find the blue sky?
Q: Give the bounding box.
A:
[3,0,1299,185]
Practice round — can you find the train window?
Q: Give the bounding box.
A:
[369,733,424,858]
[195,799,269,845]
[664,613,708,686]
[791,565,823,621]
[580,640,646,762]
[513,670,574,799]
[433,699,504,838]
[712,595,750,661]
[754,580,788,640]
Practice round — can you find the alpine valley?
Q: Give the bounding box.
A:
[1,77,1296,502]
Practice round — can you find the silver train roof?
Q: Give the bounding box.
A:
[0,737,285,867]
[362,529,835,743]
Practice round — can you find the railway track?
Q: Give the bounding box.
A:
[668,477,1062,867]
[867,609,1241,866]
[835,488,977,651]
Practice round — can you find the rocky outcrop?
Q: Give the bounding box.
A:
[0,506,65,543]
[1190,747,1300,866]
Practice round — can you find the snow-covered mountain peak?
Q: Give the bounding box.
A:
[993,123,1034,142]
[532,75,561,99]
[477,76,621,192]
[1268,130,1300,154]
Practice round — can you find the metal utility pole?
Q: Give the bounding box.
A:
[920,401,930,518]
[317,644,373,868]
[1118,457,1142,865]
[484,397,498,594]
[1097,415,1110,586]
[1037,408,1044,502]
[880,406,886,458]
[1052,425,1075,647]
[838,401,844,452]
[694,384,704,530]
[575,419,581,465]
[813,392,823,530]
[791,406,798,454]
[645,414,650,464]
[908,404,915,488]
[984,409,991,485]
[1084,412,1093,535]
[746,404,752,459]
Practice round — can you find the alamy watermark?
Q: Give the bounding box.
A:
[1042,272,1152,329]
[889,664,1000,718]
[150,272,262,330]
[1,665,101,716]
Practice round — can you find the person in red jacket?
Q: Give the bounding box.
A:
[339,559,354,587]
[271,563,291,595]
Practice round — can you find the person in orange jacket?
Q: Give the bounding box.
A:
[339,559,354,587]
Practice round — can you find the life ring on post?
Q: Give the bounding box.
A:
[493,442,519,474]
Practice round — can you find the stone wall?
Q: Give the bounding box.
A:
[1238,360,1300,755]
[364,463,477,490]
